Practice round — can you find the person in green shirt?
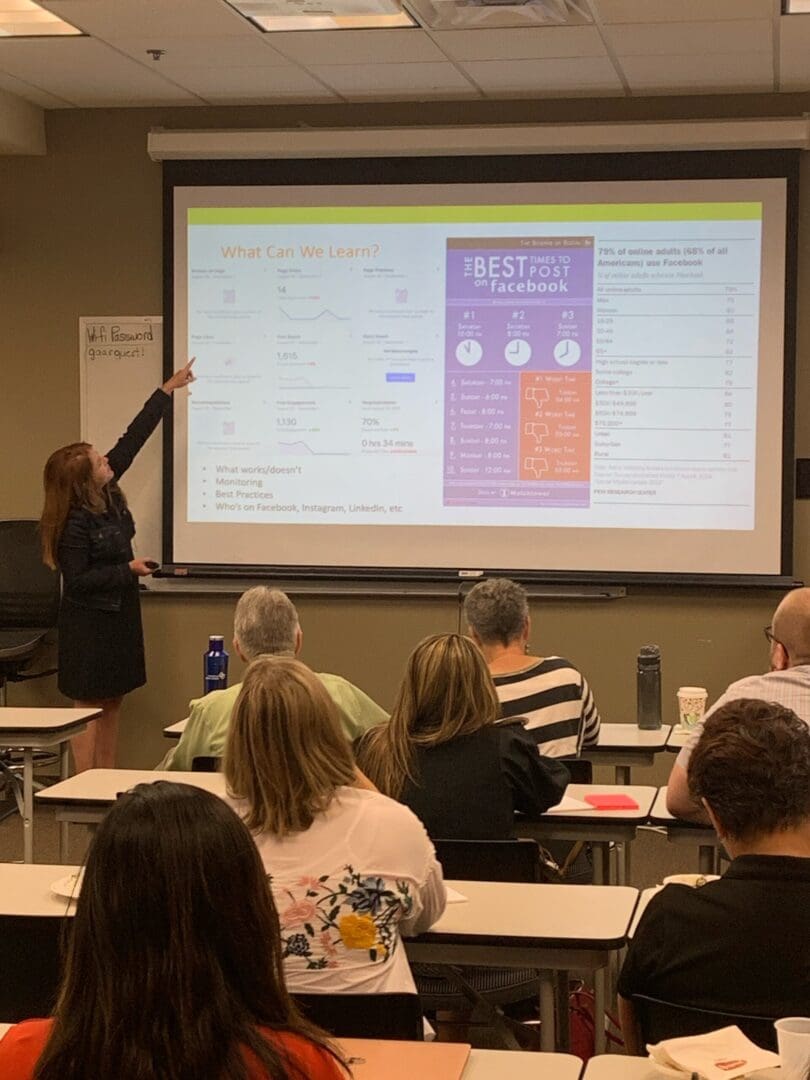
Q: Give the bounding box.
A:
[157,586,389,771]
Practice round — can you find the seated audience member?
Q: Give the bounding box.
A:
[619,699,810,1054]
[355,633,569,840]
[225,656,446,995]
[667,586,810,821]
[463,577,601,757]
[0,782,345,1080]
[160,585,388,770]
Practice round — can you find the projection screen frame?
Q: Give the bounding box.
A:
[161,148,799,588]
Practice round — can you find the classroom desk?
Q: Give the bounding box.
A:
[463,1048,582,1079]
[0,1020,582,1080]
[35,768,226,827]
[407,878,638,1055]
[664,725,696,752]
[584,1054,779,1079]
[0,862,76,916]
[514,784,657,886]
[0,708,100,863]
[629,887,658,937]
[163,718,187,739]
[38,774,656,888]
[648,787,721,875]
[581,725,672,784]
[0,863,636,1058]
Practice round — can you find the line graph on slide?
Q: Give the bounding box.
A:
[279,441,350,456]
[279,307,350,322]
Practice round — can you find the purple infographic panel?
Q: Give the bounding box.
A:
[444,237,594,509]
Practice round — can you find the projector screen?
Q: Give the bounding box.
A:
[166,157,795,582]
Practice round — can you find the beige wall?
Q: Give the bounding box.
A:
[2,97,809,770]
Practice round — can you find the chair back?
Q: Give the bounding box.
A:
[0,521,60,629]
[191,755,222,772]
[433,837,546,883]
[293,992,423,1041]
[0,915,67,1021]
[633,994,778,1052]
[559,756,593,784]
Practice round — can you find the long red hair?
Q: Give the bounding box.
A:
[40,442,106,569]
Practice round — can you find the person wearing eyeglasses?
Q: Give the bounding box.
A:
[667,586,810,823]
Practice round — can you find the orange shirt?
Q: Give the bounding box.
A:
[0,1018,346,1079]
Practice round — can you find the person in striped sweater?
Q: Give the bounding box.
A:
[464,577,600,758]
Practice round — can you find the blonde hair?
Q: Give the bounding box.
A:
[40,442,106,569]
[356,633,499,800]
[224,656,356,838]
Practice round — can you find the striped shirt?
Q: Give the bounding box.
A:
[493,657,601,758]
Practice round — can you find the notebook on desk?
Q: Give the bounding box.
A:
[338,1039,471,1079]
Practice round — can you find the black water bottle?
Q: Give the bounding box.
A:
[637,645,662,730]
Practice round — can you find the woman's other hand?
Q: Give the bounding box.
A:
[129,559,156,577]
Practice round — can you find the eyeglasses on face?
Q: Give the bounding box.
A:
[763,625,782,647]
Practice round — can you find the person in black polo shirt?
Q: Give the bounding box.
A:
[619,698,810,1053]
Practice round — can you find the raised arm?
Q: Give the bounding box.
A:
[106,359,195,479]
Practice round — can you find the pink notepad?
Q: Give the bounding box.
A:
[584,793,639,810]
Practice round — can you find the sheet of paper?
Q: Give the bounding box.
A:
[545,795,593,814]
[445,886,468,903]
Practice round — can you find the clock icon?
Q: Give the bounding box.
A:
[505,339,532,367]
[553,339,581,367]
[456,339,482,366]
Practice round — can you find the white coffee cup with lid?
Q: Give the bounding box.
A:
[677,686,708,729]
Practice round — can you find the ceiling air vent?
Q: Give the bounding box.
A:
[404,0,593,30]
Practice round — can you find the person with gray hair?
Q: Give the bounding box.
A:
[464,577,600,757]
[158,586,389,770]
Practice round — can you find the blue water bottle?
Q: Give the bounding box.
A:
[203,635,229,694]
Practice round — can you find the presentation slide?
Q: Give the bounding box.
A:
[171,177,787,577]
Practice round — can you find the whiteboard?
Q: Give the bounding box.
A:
[79,316,163,580]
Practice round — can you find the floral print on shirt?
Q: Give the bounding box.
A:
[273,866,414,970]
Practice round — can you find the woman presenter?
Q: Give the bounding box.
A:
[40,359,195,770]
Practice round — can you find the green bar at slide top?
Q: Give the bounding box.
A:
[188,202,763,226]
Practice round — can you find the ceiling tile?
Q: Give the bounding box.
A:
[0,38,202,106]
[40,0,256,38]
[593,0,772,23]
[167,64,336,102]
[103,34,290,72]
[0,68,71,107]
[779,14,810,89]
[311,60,477,99]
[462,57,623,96]
[608,19,772,56]
[621,51,774,94]
[269,27,443,65]
[430,25,606,62]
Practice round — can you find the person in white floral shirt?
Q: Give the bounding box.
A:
[224,655,447,994]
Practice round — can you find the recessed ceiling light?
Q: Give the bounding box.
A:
[227,0,416,32]
[784,1,810,13]
[0,0,81,37]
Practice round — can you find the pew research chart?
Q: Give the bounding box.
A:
[170,179,788,575]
